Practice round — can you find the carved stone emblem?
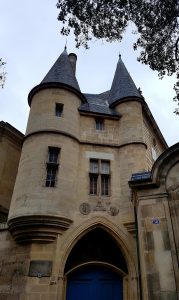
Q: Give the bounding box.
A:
[108,206,119,216]
[93,201,106,211]
[79,203,91,215]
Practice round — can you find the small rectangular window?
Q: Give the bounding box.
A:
[101,161,110,174]
[48,147,59,163]
[55,103,63,117]
[90,159,99,173]
[46,166,57,187]
[95,119,104,131]
[90,174,98,195]
[101,175,110,196]
[45,147,60,187]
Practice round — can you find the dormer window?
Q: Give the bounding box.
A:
[95,119,104,131]
[55,103,63,117]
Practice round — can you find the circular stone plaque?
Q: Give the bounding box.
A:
[108,206,119,216]
[79,203,91,215]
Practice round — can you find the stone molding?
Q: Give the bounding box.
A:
[0,121,24,147]
[57,216,139,300]
[8,214,73,243]
[25,129,147,149]
[28,82,86,106]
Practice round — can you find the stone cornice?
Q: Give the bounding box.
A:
[0,121,24,147]
[24,130,147,149]
[28,82,87,107]
[8,214,73,244]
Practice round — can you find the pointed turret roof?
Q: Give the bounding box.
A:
[108,55,142,107]
[41,48,80,91]
[28,49,87,106]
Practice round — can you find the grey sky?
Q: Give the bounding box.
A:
[0,0,178,146]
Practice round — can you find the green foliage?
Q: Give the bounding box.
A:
[57,0,179,113]
[0,58,6,88]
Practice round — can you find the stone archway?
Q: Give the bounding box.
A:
[57,216,138,300]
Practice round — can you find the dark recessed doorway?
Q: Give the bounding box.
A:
[65,228,127,300]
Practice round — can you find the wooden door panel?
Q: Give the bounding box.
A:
[66,266,123,300]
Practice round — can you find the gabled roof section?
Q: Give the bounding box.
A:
[79,91,121,118]
[108,55,142,107]
[41,49,80,91]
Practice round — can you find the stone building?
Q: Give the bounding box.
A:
[0,49,178,300]
[0,121,23,222]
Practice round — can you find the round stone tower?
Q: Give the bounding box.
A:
[8,49,86,243]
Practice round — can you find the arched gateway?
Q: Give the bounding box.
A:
[64,228,129,300]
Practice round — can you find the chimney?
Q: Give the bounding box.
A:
[68,53,77,74]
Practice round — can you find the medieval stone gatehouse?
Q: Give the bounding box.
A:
[0,49,178,299]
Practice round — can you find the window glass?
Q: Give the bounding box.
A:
[56,103,63,117]
[48,148,59,163]
[90,174,98,195]
[101,175,110,196]
[101,161,110,174]
[95,119,104,130]
[45,147,60,187]
[46,166,56,187]
[89,159,110,196]
[90,159,99,173]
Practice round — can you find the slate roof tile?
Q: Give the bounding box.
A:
[79,91,120,117]
[39,50,142,117]
[108,55,142,106]
[41,49,80,92]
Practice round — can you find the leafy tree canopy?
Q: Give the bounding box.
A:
[57,0,179,113]
[0,58,6,88]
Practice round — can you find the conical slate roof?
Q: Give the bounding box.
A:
[108,55,142,107]
[41,48,80,92]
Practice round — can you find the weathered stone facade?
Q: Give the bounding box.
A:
[0,122,23,219]
[130,143,179,300]
[0,50,178,299]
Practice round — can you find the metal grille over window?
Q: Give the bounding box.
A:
[89,159,110,196]
[55,103,63,117]
[46,147,60,187]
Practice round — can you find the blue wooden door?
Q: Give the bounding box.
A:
[66,266,123,300]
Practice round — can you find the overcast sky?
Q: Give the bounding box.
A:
[0,0,178,146]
